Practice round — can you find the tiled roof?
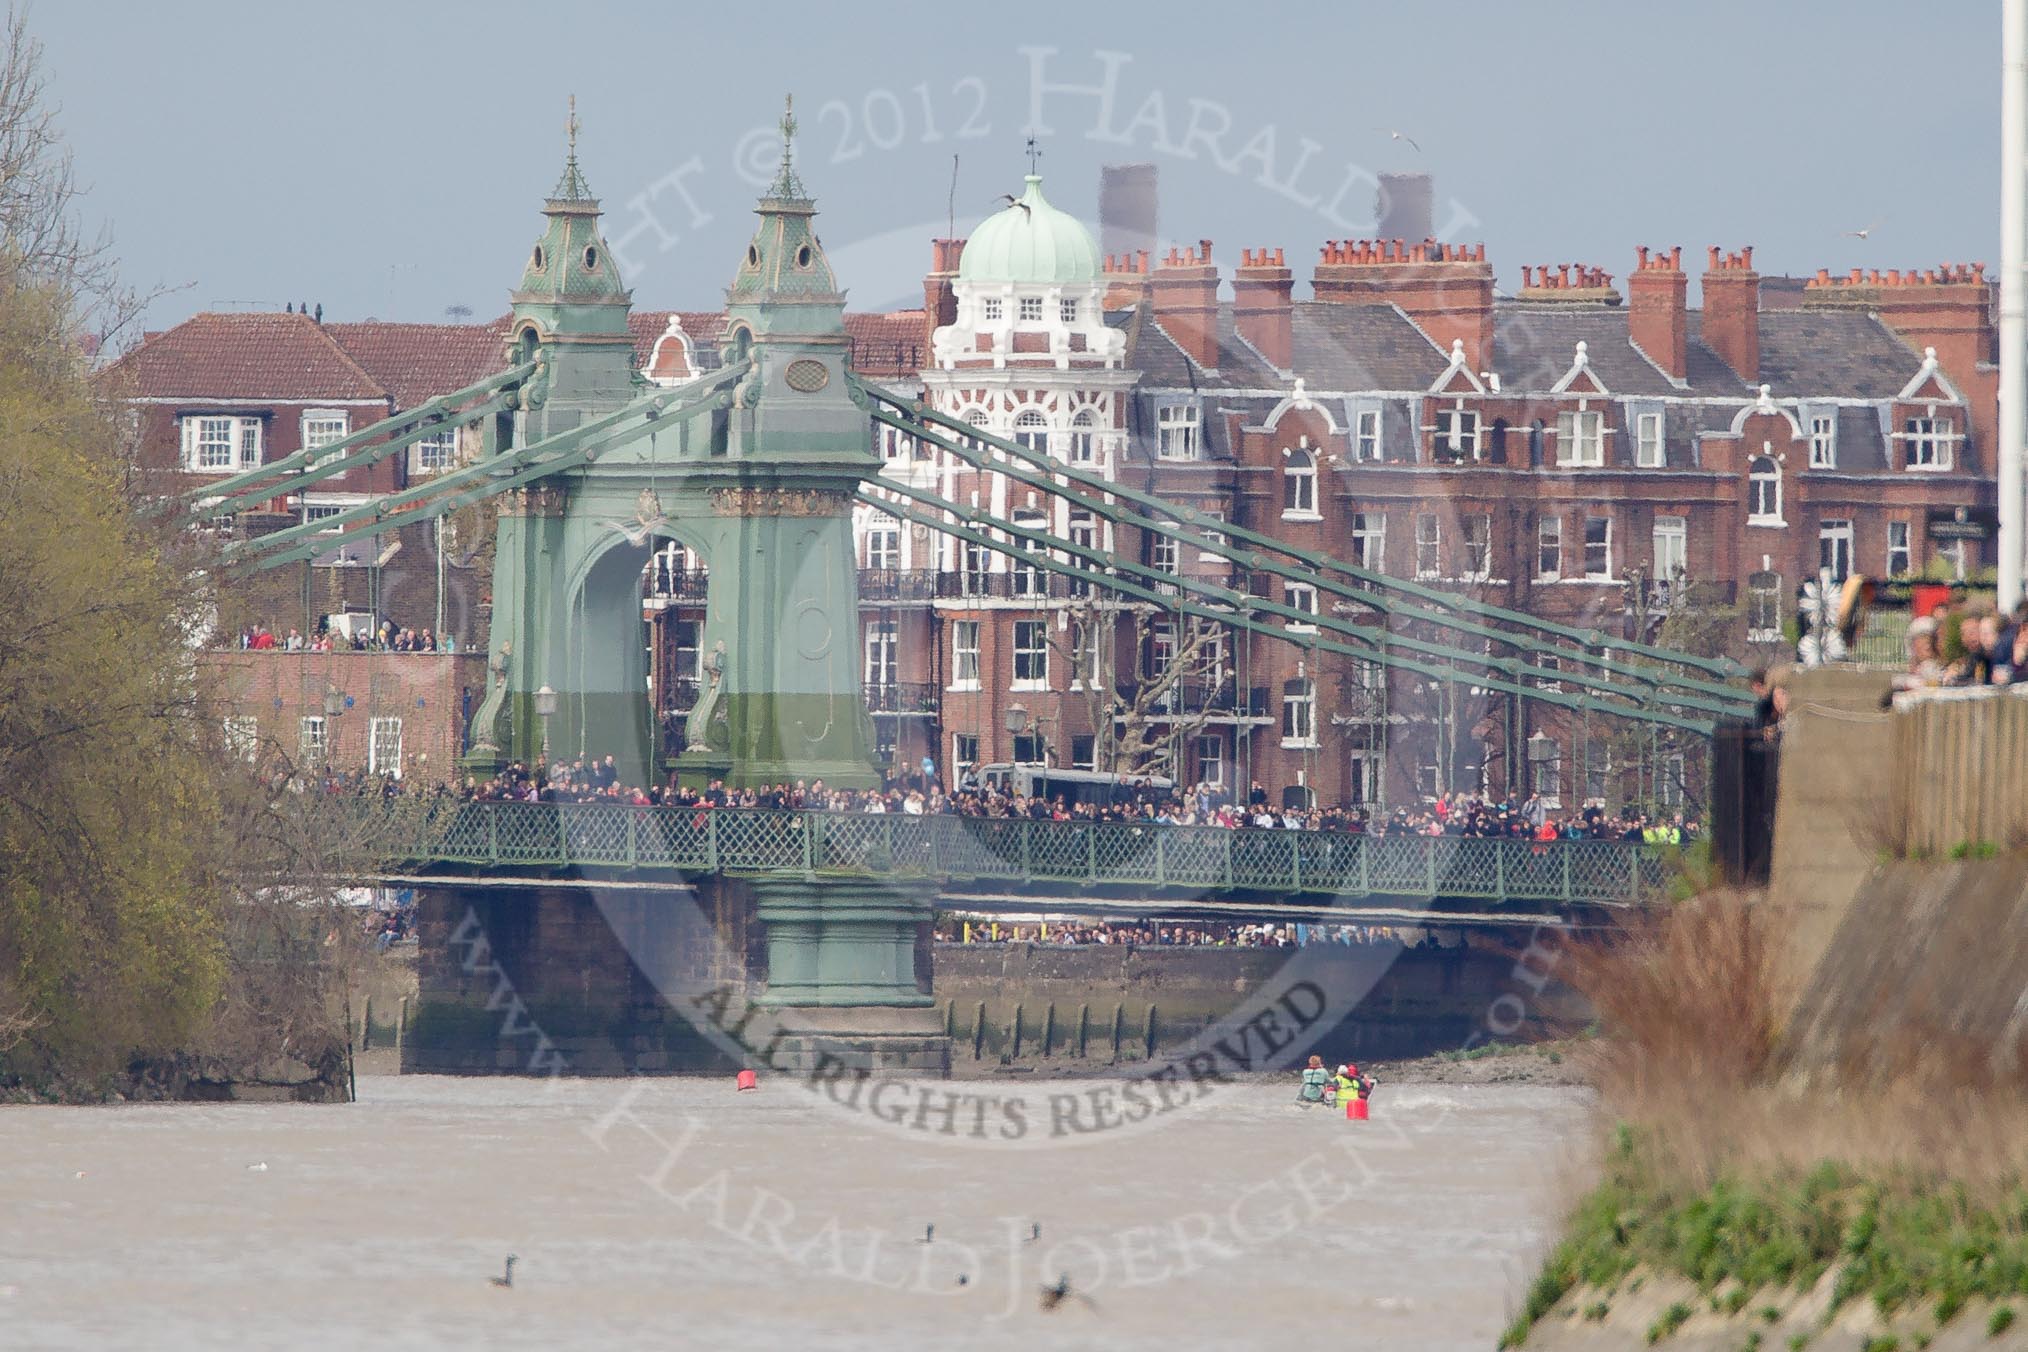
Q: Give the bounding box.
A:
[324,320,510,409]
[1127,304,1283,388]
[1750,310,1925,400]
[1290,302,1445,390]
[845,311,927,377]
[103,312,388,402]
[1494,308,1739,396]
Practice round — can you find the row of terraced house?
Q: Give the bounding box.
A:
[106,169,1997,811]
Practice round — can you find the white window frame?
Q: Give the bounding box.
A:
[1012,619,1049,689]
[1462,514,1493,581]
[1635,412,1665,468]
[1902,414,1955,471]
[1012,409,1049,453]
[298,715,328,764]
[1156,404,1200,461]
[1285,581,1318,632]
[1537,515,1563,580]
[414,428,457,474]
[1354,409,1383,462]
[1281,681,1318,748]
[1197,509,1228,562]
[1808,415,1837,469]
[1887,520,1912,577]
[864,521,901,571]
[1059,298,1079,325]
[1150,530,1179,576]
[1195,734,1226,787]
[1748,456,1783,525]
[981,297,1003,322]
[864,621,898,687]
[1583,516,1613,580]
[951,620,981,690]
[1282,447,1319,518]
[1652,516,1687,582]
[952,733,979,783]
[1556,409,1605,467]
[1351,512,1385,571]
[368,716,403,778]
[1067,409,1099,465]
[1414,513,1441,579]
[1439,407,1480,460]
[960,536,991,596]
[1528,734,1562,805]
[1818,518,1854,583]
[1011,509,1048,596]
[302,409,350,466]
[1747,574,1783,644]
[180,414,264,472]
[1018,295,1044,322]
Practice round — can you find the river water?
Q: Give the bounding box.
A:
[0,1075,1591,1350]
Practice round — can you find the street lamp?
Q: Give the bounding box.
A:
[1003,701,1053,764]
[534,684,558,766]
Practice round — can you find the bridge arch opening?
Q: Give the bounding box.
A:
[561,525,710,789]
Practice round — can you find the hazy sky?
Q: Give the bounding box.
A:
[35,0,2003,331]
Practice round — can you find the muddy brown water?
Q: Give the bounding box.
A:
[0,1076,1591,1350]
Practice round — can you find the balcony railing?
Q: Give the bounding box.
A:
[863,680,939,714]
[355,801,1667,905]
[645,567,709,602]
[858,569,940,602]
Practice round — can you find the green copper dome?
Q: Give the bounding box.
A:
[957,175,1100,286]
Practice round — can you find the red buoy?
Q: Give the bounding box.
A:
[736,1069,758,1092]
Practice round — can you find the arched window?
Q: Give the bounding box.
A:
[1748,456,1782,523]
[1068,408,1098,465]
[1283,446,1318,517]
[1014,409,1049,454]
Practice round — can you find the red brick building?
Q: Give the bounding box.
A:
[850,181,1995,811]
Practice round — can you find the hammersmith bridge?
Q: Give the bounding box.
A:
[191,102,1746,1068]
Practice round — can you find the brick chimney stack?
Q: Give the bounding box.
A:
[1628,245,1688,381]
[1151,239,1221,370]
[1311,238,1495,371]
[923,237,964,359]
[1101,249,1152,310]
[1700,246,1760,383]
[1232,246,1293,370]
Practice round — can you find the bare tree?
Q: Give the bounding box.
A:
[1050,597,1231,779]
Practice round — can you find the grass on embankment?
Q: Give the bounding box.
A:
[1499,1129,2028,1348]
[1499,890,2028,1348]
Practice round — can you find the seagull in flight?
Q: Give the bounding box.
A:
[1843,218,1886,240]
[1377,127,1422,153]
[996,194,1032,218]
[1039,1273,1098,1312]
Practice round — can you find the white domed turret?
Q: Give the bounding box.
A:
[932,174,1124,373]
[958,175,1100,286]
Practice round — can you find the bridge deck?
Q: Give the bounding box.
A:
[366,802,1670,906]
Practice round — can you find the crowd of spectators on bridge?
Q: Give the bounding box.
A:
[234,620,456,654]
[432,757,1693,845]
[934,919,1420,948]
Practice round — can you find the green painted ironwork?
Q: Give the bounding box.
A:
[224,360,749,570]
[367,800,1665,906]
[853,383,1752,708]
[186,360,540,510]
[858,483,1725,735]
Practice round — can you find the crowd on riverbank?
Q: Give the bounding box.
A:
[1901,595,2028,688]
[234,621,456,653]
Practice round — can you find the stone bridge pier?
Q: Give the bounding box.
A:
[403,879,948,1077]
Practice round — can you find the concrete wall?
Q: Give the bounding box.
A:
[934,937,1590,1071]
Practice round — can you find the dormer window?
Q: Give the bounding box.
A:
[981,298,1003,322]
[1355,409,1382,462]
[1808,415,1837,468]
[1439,408,1479,461]
[583,246,599,270]
[1556,410,1605,467]
[1902,414,1954,470]
[531,245,546,272]
[1156,404,1199,460]
[1018,296,1043,322]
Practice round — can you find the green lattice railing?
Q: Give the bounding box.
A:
[364,801,1668,906]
